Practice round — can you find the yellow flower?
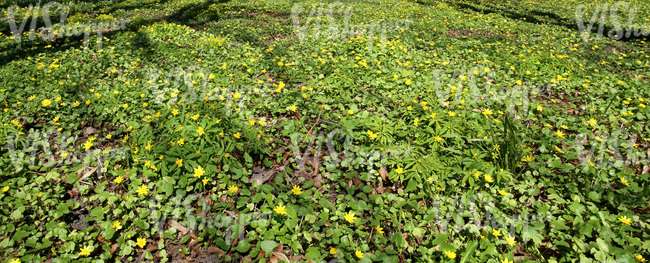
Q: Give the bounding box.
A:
[367,130,378,140]
[197,126,205,136]
[482,108,493,116]
[589,118,597,126]
[113,176,124,184]
[356,250,364,258]
[492,229,502,237]
[112,221,122,230]
[194,166,205,178]
[375,225,384,234]
[2,186,9,192]
[136,185,149,196]
[172,109,179,116]
[485,174,494,183]
[291,185,302,195]
[414,118,419,126]
[444,250,456,259]
[618,216,632,225]
[83,141,93,151]
[505,236,517,247]
[106,134,112,139]
[501,258,513,263]
[347,110,354,115]
[620,177,630,186]
[290,105,297,112]
[191,114,200,120]
[136,238,146,248]
[177,138,185,146]
[42,99,52,107]
[202,178,209,186]
[144,140,153,151]
[556,130,565,138]
[498,190,507,196]
[176,159,183,168]
[344,211,356,223]
[234,133,241,139]
[395,167,404,174]
[228,185,239,193]
[79,246,91,256]
[330,247,337,255]
[636,254,647,262]
[274,205,287,215]
[522,155,535,162]
[10,258,20,263]
[434,136,443,142]
[405,79,411,85]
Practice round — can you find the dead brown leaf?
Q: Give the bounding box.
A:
[379,167,388,181]
[169,220,188,235]
[289,255,310,263]
[250,166,276,186]
[241,255,253,263]
[208,247,225,256]
[110,243,119,253]
[270,252,290,263]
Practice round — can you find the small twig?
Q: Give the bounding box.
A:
[73,53,86,64]
[306,106,324,135]
[320,119,341,126]
[79,180,92,185]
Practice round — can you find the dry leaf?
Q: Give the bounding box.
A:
[78,167,97,182]
[276,243,283,253]
[169,220,188,235]
[289,256,311,263]
[270,252,290,263]
[240,256,253,263]
[379,167,388,181]
[208,247,225,256]
[110,243,119,253]
[313,173,322,189]
[188,239,198,248]
[250,166,275,186]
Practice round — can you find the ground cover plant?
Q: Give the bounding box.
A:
[0,0,649,262]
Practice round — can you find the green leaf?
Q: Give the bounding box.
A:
[10,209,23,220]
[260,240,278,254]
[459,241,478,263]
[391,232,407,248]
[596,238,609,253]
[305,247,321,260]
